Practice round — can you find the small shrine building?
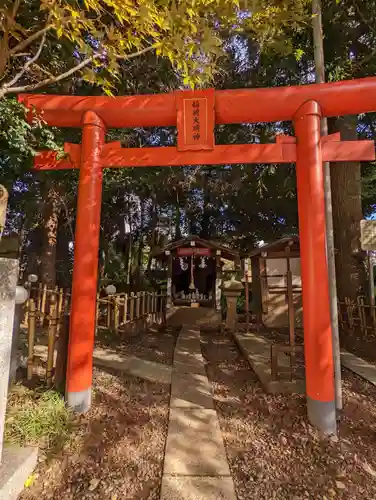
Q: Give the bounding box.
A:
[245,236,302,327]
[152,236,240,310]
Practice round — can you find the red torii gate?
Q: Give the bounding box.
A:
[20,77,376,434]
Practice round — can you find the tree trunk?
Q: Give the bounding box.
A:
[40,181,60,287]
[126,233,133,285]
[23,227,42,279]
[136,201,145,285]
[147,197,159,272]
[201,170,212,239]
[175,204,181,239]
[331,115,366,300]
[56,222,71,288]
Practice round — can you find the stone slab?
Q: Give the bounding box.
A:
[173,359,206,375]
[167,307,214,327]
[175,337,201,354]
[160,476,237,500]
[127,357,172,384]
[0,446,38,500]
[164,408,230,476]
[93,348,172,385]
[0,258,18,453]
[174,348,204,363]
[176,329,201,343]
[341,350,376,386]
[180,326,201,339]
[171,372,213,409]
[174,331,202,358]
[234,332,305,395]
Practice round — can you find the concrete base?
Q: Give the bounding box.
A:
[66,388,91,413]
[307,396,336,435]
[0,445,38,500]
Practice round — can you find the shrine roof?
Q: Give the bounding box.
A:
[152,236,239,261]
[245,236,300,258]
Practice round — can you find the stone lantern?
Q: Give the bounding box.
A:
[222,276,243,331]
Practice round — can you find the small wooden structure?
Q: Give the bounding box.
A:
[246,236,302,328]
[152,236,240,310]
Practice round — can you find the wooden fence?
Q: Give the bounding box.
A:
[96,291,167,333]
[23,284,70,328]
[24,285,166,388]
[338,296,376,335]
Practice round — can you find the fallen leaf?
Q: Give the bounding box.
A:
[361,461,376,478]
[24,475,35,488]
[89,478,100,491]
[280,435,288,446]
[335,481,346,490]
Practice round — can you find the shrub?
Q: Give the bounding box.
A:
[5,386,72,452]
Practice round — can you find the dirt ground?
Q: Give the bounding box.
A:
[19,366,170,500]
[200,329,376,500]
[17,324,376,500]
[18,323,179,500]
[95,325,180,365]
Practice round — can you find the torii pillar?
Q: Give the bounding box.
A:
[19,77,376,434]
[67,111,105,412]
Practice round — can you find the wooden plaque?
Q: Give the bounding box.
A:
[176,89,215,151]
[177,248,193,256]
[177,247,211,256]
[360,220,376,251]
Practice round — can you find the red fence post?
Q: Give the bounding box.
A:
[294,100,336,434]
[66,111,105,412]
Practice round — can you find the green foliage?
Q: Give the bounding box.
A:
[0,0,310,95]
[0,98,61,187]
[2,0,376,289]
[5,386,73,452]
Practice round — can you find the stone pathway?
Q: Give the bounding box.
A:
[160,325,237,500]
[93,347,172,384]
[341,349,376,386]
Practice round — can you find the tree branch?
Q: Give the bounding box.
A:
[0,4,12,77]
[5,30,47,89]
[12,0,21,19]
[30,62,55,78]
[114,43,159,60]
[9,25,51,56]
[2,43,157,96]
[2,53,100,96]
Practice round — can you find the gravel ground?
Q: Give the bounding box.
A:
[200,329,376,500]
[19,366,170,500]
[96,325,180,365]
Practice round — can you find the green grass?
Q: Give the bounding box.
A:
[5,385,73,453]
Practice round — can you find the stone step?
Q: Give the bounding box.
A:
[167,307,214,327]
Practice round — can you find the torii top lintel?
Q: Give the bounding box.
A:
[19,76,376,129]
